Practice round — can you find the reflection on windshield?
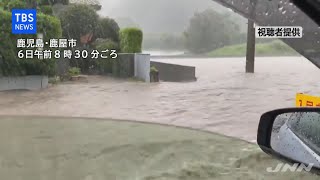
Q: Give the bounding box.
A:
[287,112,320,155]
[214,0,320,67]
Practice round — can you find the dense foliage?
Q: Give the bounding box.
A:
[120,28,143,53]
[1,0,27,10]
[68,67,81,76]
[0,7,62,76]
[0,1,129,77]
[40,5,53,15]
[94,38,120,52]
[94,39,119,74]
[60,4,98,43]
[184,9,241,54]
[59,4,121,73]
[95,17,120,43]
[0,0,67,10]
[0,10,22,76]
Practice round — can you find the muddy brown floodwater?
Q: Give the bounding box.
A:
[1,56,320,142]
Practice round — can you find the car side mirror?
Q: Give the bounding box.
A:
[257,107,320,172]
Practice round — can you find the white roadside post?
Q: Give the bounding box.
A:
[37,33,43,59]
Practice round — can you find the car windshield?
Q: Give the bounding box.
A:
[0,0,320,179]
[214,0,320,67]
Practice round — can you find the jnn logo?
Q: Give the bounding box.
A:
[266,163,314,173]
[12,9,37,34]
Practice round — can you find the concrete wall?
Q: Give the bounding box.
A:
[150,61,196,82]
[134,54,150,82]
[112,53,151,82]
[0,76,48,91]
[113,53,135,78]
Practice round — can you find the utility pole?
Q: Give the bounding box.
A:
[246,19,255,73]
[246,0,257,73]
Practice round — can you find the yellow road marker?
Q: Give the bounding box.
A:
[296,93,320,107]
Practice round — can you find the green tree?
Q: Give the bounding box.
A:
[0,0,65,14]
[95,17,120,43]
[120,28,143,53]
[0,7,62,76]
[1,0,27,10]
[184,9,240,54]
[60,4,99,43]
[94,39,119,74]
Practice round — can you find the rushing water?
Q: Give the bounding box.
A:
[1,56,320,142]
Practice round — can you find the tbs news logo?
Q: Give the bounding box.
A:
[12,9,37,34]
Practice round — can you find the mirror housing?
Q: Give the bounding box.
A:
[258,107,320,173]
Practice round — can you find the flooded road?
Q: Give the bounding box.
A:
[1,56,320,142]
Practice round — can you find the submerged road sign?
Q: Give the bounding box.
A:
[296,93,320,107]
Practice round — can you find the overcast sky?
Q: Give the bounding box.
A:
[97,0,240,33]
